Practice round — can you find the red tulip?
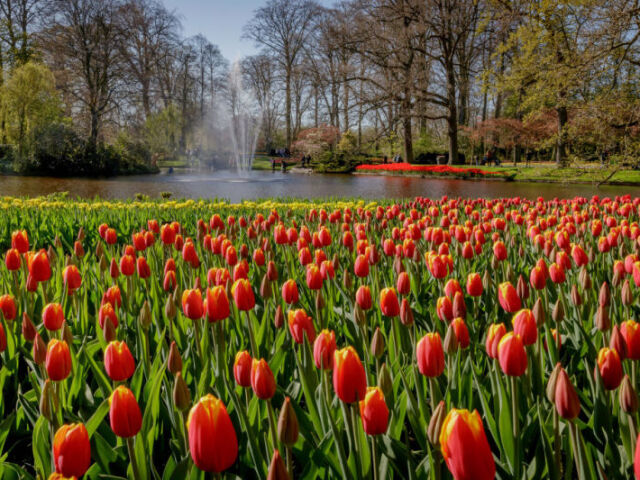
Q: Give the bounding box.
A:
[182,289,204,320]
[288,309,316,344]
[379,287,400,317]
[120,255,135,276]
[53,423,91,477]
[281,279,299,305]
[232,279,255,311]
[512,309,537,345]
[99,302,118,330]
[313,329,337,369]
[136,256,151,278]
[306,264,323,290]
[11,230,29,253]
[46,339,72,381]
[548,263,565,284]
[498,282,521,313]
[251,358,276,400]
[359,387,389,435]
[163,270,177,291]
[205,286,230,322]
[104,228,117,245]
[104,341,135,381]
[555,367,580,420]
[28,249,51,282]
[62,265,82,294]
[492,240,507,261]
[0,323,6,353]
[498,332,527,377]
[43,303,64,331]
[233,350,252,387]
[356,285,372,310]
[5,248,21,270]
[439,408,496,480]
[396,271,410,295]
[0,294,17,321]
[187,394,238,472]
[109,385,142,438]
[161,224,176,245]
[436,295,454,322]
[354,254,370,277]
[596,347,623,390]
[485,323,506,359]
[416,332,445,377]
[621,320,640,360]
[451,317,470,349]
[466,273,483,297]
[333,346,367,403]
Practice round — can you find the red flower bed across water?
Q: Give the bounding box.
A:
[356,162,503,176]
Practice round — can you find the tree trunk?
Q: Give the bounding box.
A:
[555,105,568,166]
[89,110,100,150]
[314,85,319,128]
[285,67,292,147]
[402,85,413,163]
[446,62,458,165]
[343,74,349,132]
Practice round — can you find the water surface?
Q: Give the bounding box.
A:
[1,170,638,201]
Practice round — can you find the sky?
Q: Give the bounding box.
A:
[161,0,333,62]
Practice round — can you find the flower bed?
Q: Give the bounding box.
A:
[356,162,506,177]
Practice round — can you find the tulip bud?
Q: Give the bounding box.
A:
[47,245,56,262]
[40,379,56,421]
[343,270,352,289]
[267,450,290,480]
[99,254,108,271]
[95,241,104,258]
[165,295,177,320]
[533,297,546,327]
[613,268,624,288]
[570,284,582,306]
[516,274,529,301]
[546,363,563,403]
[274,305,284,329]
[482,270,492,291]
[610,325,627,360]
[599,282,610,307]
[138,301,152,330]
[377,363,393,396]
[579,267,591,290]
[168,341,183,375]
[622,279,633,306]
[444,323,458,354]
[399,298,414,326]
[552,300,564,323]
[315,290,325,311]
[260,275,272,299]
[555,367,580,420]
[54,235,62,249]
[63,324,73,345]
[173,372,191,411]
[427,400,446,446]
[22,312,36,342]
[277,397,299,446]
[620,375,639,414]
[371,327,385,359]
[77,226,85,242]
[393,256,404,275]
[595,305,610,331]
[33,333,46,365]
[102,317,116,343]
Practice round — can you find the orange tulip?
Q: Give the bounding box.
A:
[109,386,142,438]
[439,408,496,480]
[232,279,255,311]
[333,346,367,403]
[104,341,135,381]
[43,303,64,331]
[288,309,316,344]
[359,387,389,435]
[621,320,640,359]
[466,273,483,297]
[313,329,336,370]
[5,248,21,271]
[28,249,51,282]
[497,332,527,377]
[99,302,118,330]
[46,339,72,381]
[485,323,506,359]
[306,264,323,290]
[281,279,299,304]
[53,423,91,477]
[205,286,230,322]
[233,350,252,387]
[119,255,135,276]
[498,282,521,313]
[182,289,204,320]
[62,265,82,294]
[11,230,29,253]
[436,295,453,322]
[417,332,445,377]
[187,394,238,473]
[512,309,537,346]
[379,287,400,317]
[251,358,276,400]
[596,347,623,390]
[0,294,17,321]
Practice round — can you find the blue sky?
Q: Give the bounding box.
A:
[162,0,333,62]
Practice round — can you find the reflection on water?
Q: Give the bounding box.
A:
[1,170,639,201]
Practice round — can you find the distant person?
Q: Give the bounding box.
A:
[271,158,276,172]
[383,156,387,164]
[281,159,287,172]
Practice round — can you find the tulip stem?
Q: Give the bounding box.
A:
[286,445,293,479]
[126,436,142,480]
[245,311,259,358]
[349,403,363,480]
[510,376,520,480]
[553,409,561,477]
[267,399,279,452]
[371,436,378,480]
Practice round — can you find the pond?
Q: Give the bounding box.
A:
[1,170,639,201]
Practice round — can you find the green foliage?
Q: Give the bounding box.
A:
[413,131,446,157]
[336,130,358,156]
[143,104,183,160]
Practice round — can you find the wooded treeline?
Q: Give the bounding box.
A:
[243,0,640,166]
[0,0,228,174]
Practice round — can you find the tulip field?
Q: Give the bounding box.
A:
[4,194,640,479]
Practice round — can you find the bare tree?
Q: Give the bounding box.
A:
[243,0,318,147]
[243,53,281,151]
